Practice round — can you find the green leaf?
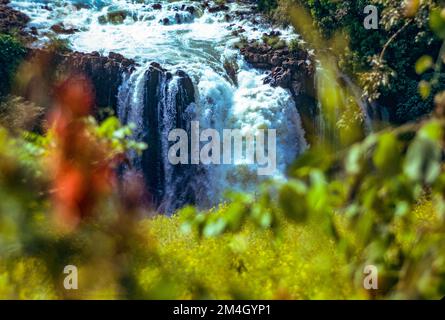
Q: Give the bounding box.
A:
[404,135,441,184]
[372,133,401,175]
[418,81,431,100]
[278,181,308,223]
[203,218,227,238]
[419,120,443,141]
[415,55,433,75]
[224,202,247,232]
[345,144,364,175]
[97,116,120,138]
[430,8,445,39]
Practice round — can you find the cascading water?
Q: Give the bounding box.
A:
[117,62,201,212]
[12,0,308,213]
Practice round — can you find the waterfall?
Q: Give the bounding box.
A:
[118,63,208,213]
[117,66,147,172]
[14,0,309,213]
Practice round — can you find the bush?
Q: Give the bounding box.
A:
[257,0,278,13]
[0,34,26,97]
[0,96,44,132]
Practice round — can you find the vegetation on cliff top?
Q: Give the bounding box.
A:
[260,0,445,124]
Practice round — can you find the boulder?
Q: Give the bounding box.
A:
[207,4,229,13]
[50,22,79,35]
[98,10,129,25]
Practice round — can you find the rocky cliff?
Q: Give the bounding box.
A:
[17,49,136,119]
[240,40,318,144]
[0,0,31,38]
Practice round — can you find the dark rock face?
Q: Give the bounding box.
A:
[0,0,32,38]
[207,4,229,13]
[137,63,197,212]
[240,40,318,144]
[24,49,136,118]
[57,51,135,115]
[141,63,165,205]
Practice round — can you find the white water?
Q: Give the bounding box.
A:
[11,0,308,211]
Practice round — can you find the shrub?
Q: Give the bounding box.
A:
[0,95,44,132]
[257,0,278,13]
[0,34,26,97]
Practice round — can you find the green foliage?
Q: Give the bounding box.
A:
[429,8,445,39]
[288,38,302,53]
[182,118,445,299]
[261,34,287,49]
[44,35,71,53]
[0,34,26,97]
[91,116,147,157]
[257,0,278,13]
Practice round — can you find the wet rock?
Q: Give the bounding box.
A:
[30,26,38,35]
[185,6,195,15]
[240,39,318,144]
[266,67,291,87]
[73,3,91,10]
[208,4,229,13]
[140,63,197,211]
[152,3,162,10]
[175,13,182,24]
[223,59,239,86]
[0,1,31,36]
[266,30,281,37]
[176,69,195,103]
[50,22,79,35]
[270,54,282,66]
[98,10,128,25]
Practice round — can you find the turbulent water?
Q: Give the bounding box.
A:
[11,0,308,213]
